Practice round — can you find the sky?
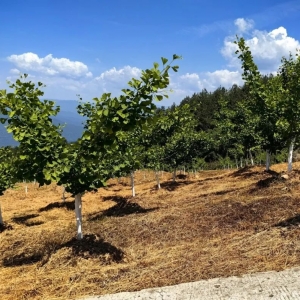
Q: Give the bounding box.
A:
[1,0,300,106]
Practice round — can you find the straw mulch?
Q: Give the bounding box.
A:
[1,164,300,299]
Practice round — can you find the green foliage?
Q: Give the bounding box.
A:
[0,147,16,196]
[0,75,67,186]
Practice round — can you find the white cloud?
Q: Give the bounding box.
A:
[94,66,142,93]
[234,18,254,33]
[222,20,300,73]
[9,68,20,75]
[7,53,92,78]
[166,69,243,104]
[95,66,141,82]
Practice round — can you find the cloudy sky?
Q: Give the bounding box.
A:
[1,0,300,106]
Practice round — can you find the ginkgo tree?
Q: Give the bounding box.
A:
[0,76,67,227]
[45,55,182,239]
[0,147,17,226]
[277,52,300,172]
[235,37,286,171]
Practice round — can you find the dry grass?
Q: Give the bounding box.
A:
[1,164,300,299]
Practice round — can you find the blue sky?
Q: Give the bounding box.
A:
[1,0,300,106]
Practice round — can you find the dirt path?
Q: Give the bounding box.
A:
[82,267,300,299]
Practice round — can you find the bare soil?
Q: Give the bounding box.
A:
[1,163,300,300]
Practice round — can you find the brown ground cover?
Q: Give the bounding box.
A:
[1,163,300,299]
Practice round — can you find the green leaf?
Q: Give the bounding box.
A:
[161,57,168,65]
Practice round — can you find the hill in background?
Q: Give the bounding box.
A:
[0,100,85,147]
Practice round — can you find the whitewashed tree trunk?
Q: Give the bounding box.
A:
[183,166,185,175]
[172,169,176,182]
[287,139,295,173]
[155,171,161,189]
[235,159,238,169]
[131,171,135,197]
[62,186,66,202]
[249,150,254,166]
[240,158,243,168]
[266,150,271,171]
[25,186,28,195]
[0,203,3,225]
[75,193,83,240]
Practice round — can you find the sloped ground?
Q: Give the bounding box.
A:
[1,164,300,299]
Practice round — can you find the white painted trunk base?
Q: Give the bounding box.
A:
[131,171,135,197]
[155,171,161,189]
[62,186,66,202]
[288,140,295,173]
[75,193,83,240]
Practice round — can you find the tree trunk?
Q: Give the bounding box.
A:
[131,171,135,197]
[288,139,295,173]
[249,150,254,166]
[172,169,176,182]
[75,193,83,240]
[62,186,66,202]
[240,158,243,168]
[0,203,3,225]
[155,171,161,189]
[266,150,271,171]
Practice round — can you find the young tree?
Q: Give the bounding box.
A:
[47,55,182,239]
[277,52,300,172]
[0,147,16,225]
[235,37,285,171]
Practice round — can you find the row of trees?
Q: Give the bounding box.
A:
[1,39,300,239]
[0,55,182,238]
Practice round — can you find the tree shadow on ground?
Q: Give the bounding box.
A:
[274,214,300,227]
[198,174,228,183]
[2,252,43,267]
[63,234,124,262]
[38,201,75,212]
[160,180,193,191]
[2,233,124,267]
[231,166,261,178]
[11,214,44,227]
[177,174,188,180]
[0,223,13,233]
[90,196,158,220]
[198,186,245,198]
[12,214,38,223]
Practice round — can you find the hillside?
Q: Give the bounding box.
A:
[1,164,300,299]
[0,100,85,147]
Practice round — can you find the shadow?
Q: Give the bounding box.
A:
[199,175,228,182]
[90,197,158,220]
[2,233,124,267]
[0,223,13,233]
[63,234,124,262]
[102,195,129,202]
[38,201,75,212]
[25,221,44,227]
[275,214,300,227]
[177,174,188,180]
[3,253,43,267]
[12,214,39,224]
[198,186,245,198]
[160,180,193,191]
[231,166,261,178]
